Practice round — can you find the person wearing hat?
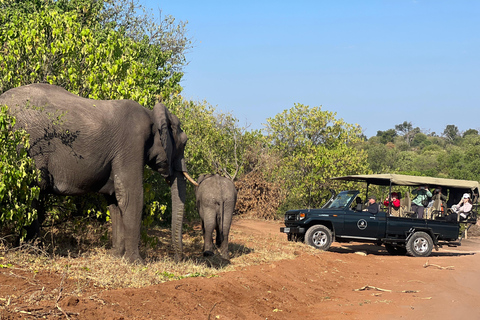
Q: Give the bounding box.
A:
[384,192,400,216]
[452,193,473,219]
[364,195,380,214]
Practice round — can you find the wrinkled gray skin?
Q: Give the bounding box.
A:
[195,174,237,260]
[0,83,189,263]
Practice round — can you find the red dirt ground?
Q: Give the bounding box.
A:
[1,219,480,319]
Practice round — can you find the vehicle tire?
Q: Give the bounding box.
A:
[305,225,333,251]
[385,244,407,255]
[406,231,433,257]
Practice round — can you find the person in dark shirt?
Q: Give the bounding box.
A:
[364,196,380,214]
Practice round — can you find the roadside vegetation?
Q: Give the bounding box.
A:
[1,0,480,288]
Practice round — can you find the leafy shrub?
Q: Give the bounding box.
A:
[0,105,40,238]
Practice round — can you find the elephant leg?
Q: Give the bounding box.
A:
[107,195,125,257]
[112,170,143,263]
[23,194,47,245]
[218,201,234,260]
[202,206,216,257]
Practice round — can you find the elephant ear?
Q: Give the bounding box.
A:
[197,174,208,185]
[153,102,174,176]
[166,111,184,151]
[197,174,215,185]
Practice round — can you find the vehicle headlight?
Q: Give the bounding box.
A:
[299,212,306,220]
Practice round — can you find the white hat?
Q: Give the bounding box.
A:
[463,193,470,199]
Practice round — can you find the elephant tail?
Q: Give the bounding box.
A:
[218,200,225,243]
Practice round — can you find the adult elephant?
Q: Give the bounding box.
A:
[0,83,197,263]
[195,174,237,260]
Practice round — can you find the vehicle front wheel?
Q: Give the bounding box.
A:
[305,225,333,251]
[406,231,433,257]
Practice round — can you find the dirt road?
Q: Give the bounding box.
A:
[1,218,479,319]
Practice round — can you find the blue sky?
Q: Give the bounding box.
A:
[141,0,479,137]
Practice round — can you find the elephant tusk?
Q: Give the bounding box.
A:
[183,171,199,186]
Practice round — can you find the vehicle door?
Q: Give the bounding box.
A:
[342,209,386,240]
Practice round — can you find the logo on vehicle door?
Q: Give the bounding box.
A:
[357,219,367,230]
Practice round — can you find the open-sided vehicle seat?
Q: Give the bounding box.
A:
[400,192,416,218]
[429,197,443,220]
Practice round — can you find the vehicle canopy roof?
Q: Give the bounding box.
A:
[332,174,480,195]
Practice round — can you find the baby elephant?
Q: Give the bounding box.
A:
[195,174,237,259]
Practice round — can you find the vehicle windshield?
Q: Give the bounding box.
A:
[325,191,357,209]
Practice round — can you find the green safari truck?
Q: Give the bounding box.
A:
[280,174,479,257]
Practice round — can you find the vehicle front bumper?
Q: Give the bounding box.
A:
[280,227,306,234]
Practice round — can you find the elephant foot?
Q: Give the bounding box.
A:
[174,252,183,263]
[220,253,230,261]
[125,252,144,265]
[203,251,215,257]
[108,247,125,258]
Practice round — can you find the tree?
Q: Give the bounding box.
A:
[168,97,260,181]
[0,0,188,104]
[363,143,398,173]
[411,132,430,149]
[376,129,397,144]
[266,104,369,209]
[443,125,461,144]
[100,0,192,73]
[463,129,478,138]
[395,121,415,146]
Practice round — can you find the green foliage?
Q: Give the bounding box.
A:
[266,103,369,209]
[463,129,478,138]
[168,96,257,180]
[376,129,397,144]
[100,0,191,73]
[0,105,40,238]
[362,138,406,174]
[443,124,460,143]
[0,0,183,104]
[364,120,480,184]
[411,132,429,148]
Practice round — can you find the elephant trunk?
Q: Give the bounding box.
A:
[171,170,186,262]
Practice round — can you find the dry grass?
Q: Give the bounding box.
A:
[0,217,312,292]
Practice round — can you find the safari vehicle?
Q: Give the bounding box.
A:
[280,174,479,257]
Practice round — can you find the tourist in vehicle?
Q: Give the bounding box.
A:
[364,196,380,214]
[429,186,447,215]
[384,192,400,216]
[452,193,473,219]
[431,187,447,204]
[411,185,432,219]
[353,196,363,211]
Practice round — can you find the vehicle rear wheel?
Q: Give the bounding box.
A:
[305,225,333,251]
[406,231,433,257]
[385,244,407,255]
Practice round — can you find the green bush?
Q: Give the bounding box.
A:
[0,105,40,238]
